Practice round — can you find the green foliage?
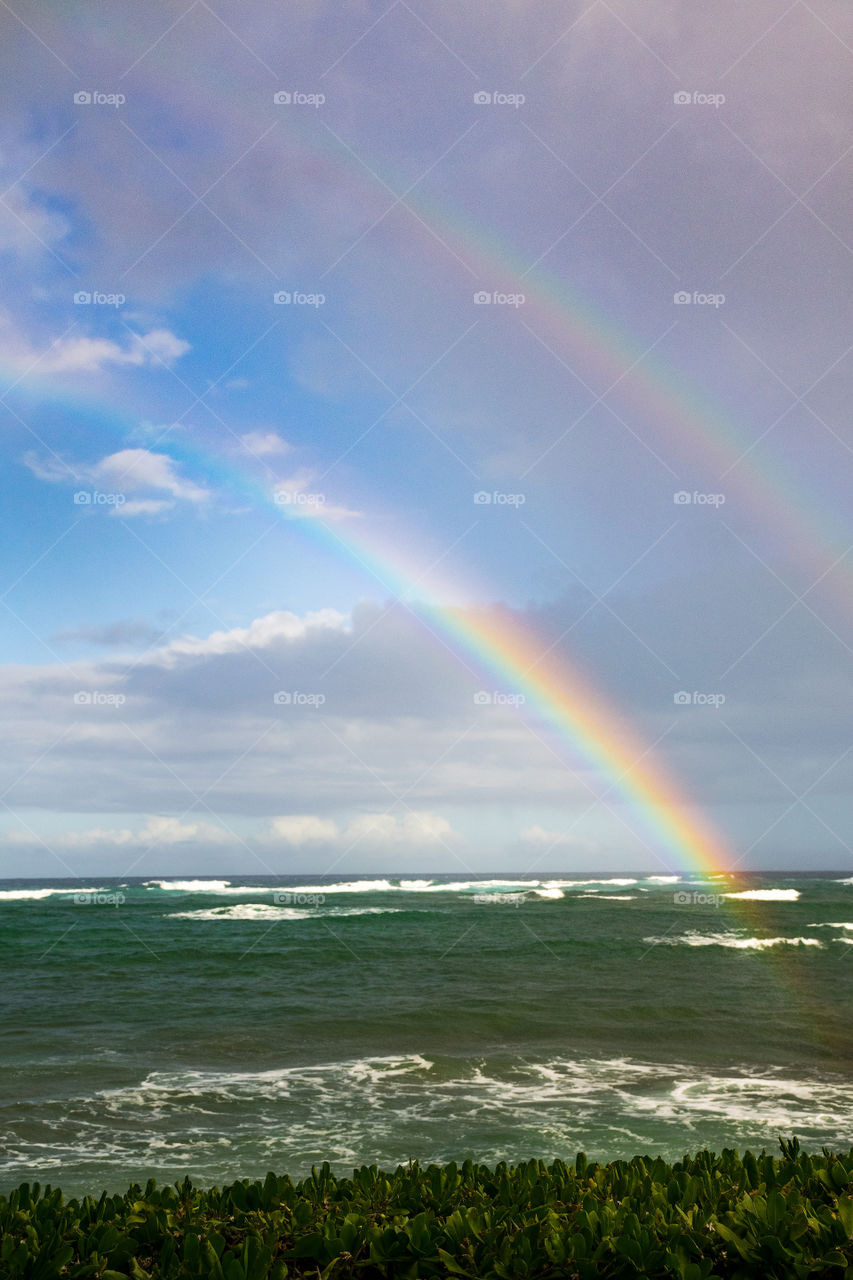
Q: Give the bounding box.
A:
[3,1141,853,1278]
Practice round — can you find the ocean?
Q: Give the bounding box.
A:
[2,872,853,1196]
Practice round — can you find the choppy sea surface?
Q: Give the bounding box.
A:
[3,871,853,1195]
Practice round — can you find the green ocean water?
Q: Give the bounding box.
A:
[2,872,853,1196]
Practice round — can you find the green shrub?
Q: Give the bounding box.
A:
[3,1140,853,1278]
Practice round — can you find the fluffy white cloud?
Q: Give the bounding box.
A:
[24,446,209,515]
[0,312,190,378]
[265,811,459,848]
[241,431,291,456]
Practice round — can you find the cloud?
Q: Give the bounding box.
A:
[241,430,291,456]
[153,608,348,662]
[264,810,458,848]
[23,446,210,515]
[272,468,362,522]
[266,815,340,845]
[0,312,191,378]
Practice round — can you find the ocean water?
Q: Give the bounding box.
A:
[3,872,853,1195]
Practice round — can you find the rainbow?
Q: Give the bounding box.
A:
[279,510,732,877]
[302,121,853,613]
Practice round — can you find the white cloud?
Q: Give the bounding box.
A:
[0,311,190,379]
[267,815,340,845]
[265,810,459,849]
[94,449,208,502]
[241,430,291,456]
[23,446,210,516]
[272,468,362,522]
[155,608,348,662]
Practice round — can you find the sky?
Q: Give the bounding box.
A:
[2,0,853,877]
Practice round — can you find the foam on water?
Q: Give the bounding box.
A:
[167,904,407,922]
[11,1052,852,1192]
[0,886,112,900]
[724,889,801,901]
[582,894,637,900]
[644,932,822,950]
[144,880,246,892]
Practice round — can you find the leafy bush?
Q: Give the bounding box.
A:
[3,1140,853,1278]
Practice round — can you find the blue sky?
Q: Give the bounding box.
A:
[3,0,853,876]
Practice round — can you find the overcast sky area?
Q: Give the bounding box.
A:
[3,0,853,878]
